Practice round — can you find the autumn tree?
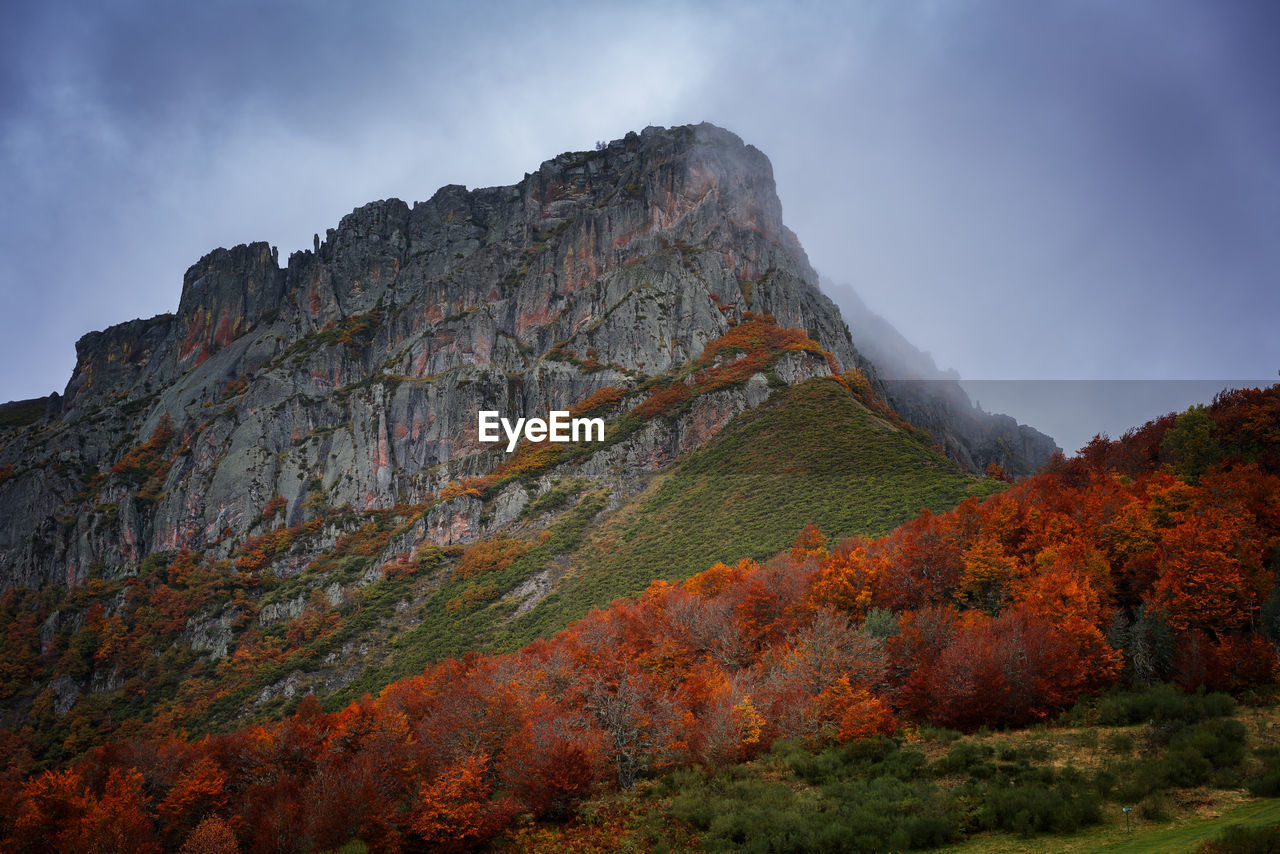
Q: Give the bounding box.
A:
[583,666,685,789]
[156,757,229,849]
[180,815,241,854]
[915,606,1121,730]
[410,753,515,852]
[1161,405,1222,483]
[10,767,87,852]
[74,767,161,854]
[958,536,1020,614]
[1150,507,1258,635]
[808,541,879,620]
[806,675,897,743]
[791,522,828,559]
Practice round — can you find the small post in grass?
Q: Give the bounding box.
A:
[1122,805,1132,833]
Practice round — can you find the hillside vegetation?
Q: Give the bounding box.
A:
[508,693,1280,853]
[0,318,989,769]
[2,382,1277,851]
[564,378,1000,609]
[326,373,994,704]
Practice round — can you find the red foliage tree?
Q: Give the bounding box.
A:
[410,753,515,852]
[180,815,241,854]
[1150,507,1258,635]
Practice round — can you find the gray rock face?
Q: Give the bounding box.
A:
[259,594,307,626]
[185,607,240,659]
[47,675,80,717]
[0,123,874,590]
[175,242,287,369]
[882,383,1060,476]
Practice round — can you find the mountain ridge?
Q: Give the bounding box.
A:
[0,123,1012,743]
[0,123,1058,594]
[3,123,874,589]
[2,124,1277,854]
[828,282,1061,475]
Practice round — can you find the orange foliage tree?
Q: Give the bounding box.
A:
[1150,507,1258,634]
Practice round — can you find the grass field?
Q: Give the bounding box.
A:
[942,796,1280,853]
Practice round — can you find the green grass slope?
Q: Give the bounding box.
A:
[952,797,1280,854]
[562,376,999,600]
[333,376,1000,705]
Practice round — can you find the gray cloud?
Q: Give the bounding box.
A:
[2,0,1276,452]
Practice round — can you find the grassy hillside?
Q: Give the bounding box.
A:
[0,396,47,429]
[522,377,1000,641]
[331,377,999,704]
[945,797,1280,854]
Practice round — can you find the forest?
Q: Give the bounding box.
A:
[1,381,1277,852]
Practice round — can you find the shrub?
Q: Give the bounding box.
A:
[633,383,691,421]
[934,740,994,775]
[1248,769,1280,798]
[458,535,531,578]
[667,741,956,852]
[1117,716,1247,798]
[1138,792,1174,822]
[1169,718,1247,770]
[570,386,627,417]
[520,479,586,519]
[1246,746,1280,797]
[1105,732,1135,755]
[1196,823,1280,854]
[1094,683,1236,732]
[1092,716,1242,803]
[1150,747,1213,789]
[976,775,1102,837]
[110,415,176,494]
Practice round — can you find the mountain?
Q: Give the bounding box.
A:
[827,283,1061,476]
[0,124,1050,594]
[0,123,1026,762]
[3,123,1277,854]
[1,124,868,590]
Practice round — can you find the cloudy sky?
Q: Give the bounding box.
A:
[2,0,1276,453]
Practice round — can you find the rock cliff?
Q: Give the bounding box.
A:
[0,124,866,589]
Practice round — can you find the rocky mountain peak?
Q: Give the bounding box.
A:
[0,123,1056,592]
[0,123,864,589]
[0,124,1068,773]
[176,242,286,368]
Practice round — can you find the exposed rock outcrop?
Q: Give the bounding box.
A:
[0,124,867,589]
